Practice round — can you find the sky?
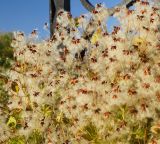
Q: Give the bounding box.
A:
[0,0,122,37]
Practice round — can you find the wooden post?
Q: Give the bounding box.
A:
[49,0,70,37]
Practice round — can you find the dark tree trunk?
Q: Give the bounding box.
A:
[49,0,55,37]
[49,0,70,37]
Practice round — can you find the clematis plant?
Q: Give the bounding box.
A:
[0,0,160,143]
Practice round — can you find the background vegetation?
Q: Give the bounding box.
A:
[0,32,13,71]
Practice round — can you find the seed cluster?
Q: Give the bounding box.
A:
[0,1,160,143]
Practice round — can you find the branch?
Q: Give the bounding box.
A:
[80,0,137,14]
[80,0,95,12]
[126,0,137,9]
[81,0,137,40]
[108,0,137,16]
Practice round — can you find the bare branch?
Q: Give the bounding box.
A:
[80,0,95,12]
[126,0,137,9]
[81,0,137,40]
[108,0,137,16]
[80,0,137,14]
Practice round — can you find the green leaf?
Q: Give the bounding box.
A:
[0,86,9,105]
[7,108,22,129]
[7,116,17,128]
[27,130,44,144]
[38,81,45,90]
[41,104,52,117]
[82,122,98,141]
[7,136,25,144]
[11,81,19,93]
